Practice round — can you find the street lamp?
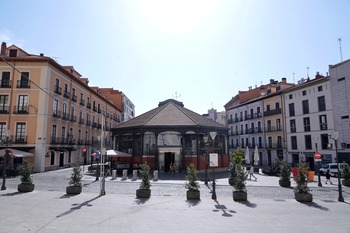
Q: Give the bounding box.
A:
[1,131,10,191]
[329,132,344,202]
[203,136,209,185]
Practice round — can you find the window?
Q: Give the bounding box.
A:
[17,95,28,112]
[319,115,327,130]
[276,119,281,131]
[277,136,282,148]
[257,121,261,132]
[0,122,6,138]
[341,115,349,119]
[302,90,307,96]
[15,122,26,142]
[303,117,310,132]
[290,119,296,133]
[305,135,312,150]
[52,125,57,139]
[275,102,280,109]
[268,137,272,148]
[318,86,323,92]
[302,100,309,114]
[245,138,249,147]
[257,107,260,114]
[252,137,255,148]
[64,83,68,93]
[266,104,270,111]
[0,95,8,112]
[289,94,293,99]
[9,49,17,57]
[291,136,297,150]
[241,138,244,148]
[289,103,295,116]
[20,72,29,87]
[53,99,58,115]
[321,134,329,150]
[244,110,248,120]
[338,77,345,82]
[258,137,262,148]
[1,71,10,87]
[250,109,254,118]
[267,120,272,131]
[70,106,75,120]
[61,126,66,142]
[62,103,67,118]
[318,96,326,111]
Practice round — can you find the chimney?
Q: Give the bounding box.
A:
[315,72,322,79]
[40,53,44,56]
[281,77,287,84]
[270,79,275,84]
[1,42,6,55]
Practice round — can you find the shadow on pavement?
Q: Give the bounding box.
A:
[299,201,329,211]
[186,199,201,207]
[213,200,235,217]
[236,200,257,208]
[56,195,101,218]
[0,191,23,196]
[134,197,150,205]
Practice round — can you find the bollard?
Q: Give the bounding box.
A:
[153,170,158,181]
[132,170,138,181]
[112,170,117,180]
[122,169,128,181]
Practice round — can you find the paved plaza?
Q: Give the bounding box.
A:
[0,168,350,233]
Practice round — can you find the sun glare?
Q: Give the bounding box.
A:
[139,0,218,33]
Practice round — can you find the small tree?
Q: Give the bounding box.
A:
[185,163,200,191]
[280,160,291,181]
[294,161,310,194]
[69,164,82,187]
[342,162,350,180]
[18,159,33,185]
[233,164,247,192]
[139,163,151,190]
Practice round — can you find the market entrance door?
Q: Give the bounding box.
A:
[164,152,175,172]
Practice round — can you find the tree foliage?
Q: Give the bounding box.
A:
[294,161,310,194]
[18,159,33,185]
[69,164,82,187]
[139,163,151,190]
[185,163,200,191]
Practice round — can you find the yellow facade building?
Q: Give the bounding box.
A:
[0,42,122,172]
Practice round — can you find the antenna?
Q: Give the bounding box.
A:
[293,72,295,84]
[306,67,309,79]
[173,91,181,100]
[338,38,343,62]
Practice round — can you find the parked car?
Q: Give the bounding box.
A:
[319,163,344,177]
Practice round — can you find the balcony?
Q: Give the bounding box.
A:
[79,118,85,125]
[63,91,71,99]
[85,120,91,126]
[62,112,69,120]
[0,80,11,88]
[13,105,29,114]
[54,85,62,95]
[70,115,77,122]
[80,99,85,106]
[264,108,282,117]
[10,136,27,144]
[71,95,77,102]
[264,126,283,132]
[93,106,97,112]
[0,106,9,114]
[265,143,284,149]
[86,102,91,109]
[92,122,97,128]
[52,110,62,118]
[16,80,30,88]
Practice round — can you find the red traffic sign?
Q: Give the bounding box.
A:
[314,152,321,160]
[82,148,87,153]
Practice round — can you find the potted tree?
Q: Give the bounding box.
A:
[18,159,35,193]
[136,163,151,198]
[279,160,291,187]
[66,164,83,195]
[341,162,350,187]
[185,163,200,200]
[294,161,312,202]
[231,148,248,201]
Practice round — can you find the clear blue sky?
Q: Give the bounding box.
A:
[1,0,349,116]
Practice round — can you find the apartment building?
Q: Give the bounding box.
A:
[329,59,350,163]
[97,88,135,122]
[283,73,335,169]
[0,42,122,172]
[225,78,294,165]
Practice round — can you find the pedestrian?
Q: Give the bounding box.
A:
[325,169,333,184]
[248,166,257,181]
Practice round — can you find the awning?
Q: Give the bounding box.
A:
[106,149,132,157]
[0,148,34,158]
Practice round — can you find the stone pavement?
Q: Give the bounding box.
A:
[1,169,350,233]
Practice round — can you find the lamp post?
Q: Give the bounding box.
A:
[329,132,344,202]
[314,142,322,187]
[1,132,10,191]
[203,136,209,185]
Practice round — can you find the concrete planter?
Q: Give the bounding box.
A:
[66,186,82,195]
[186,190,200,200]
[18,184,35,193]
[232,191,247,202]
[295,193,313,202]
[136,189,151,199]
[342,179,350,187]
[279,179,291,188]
